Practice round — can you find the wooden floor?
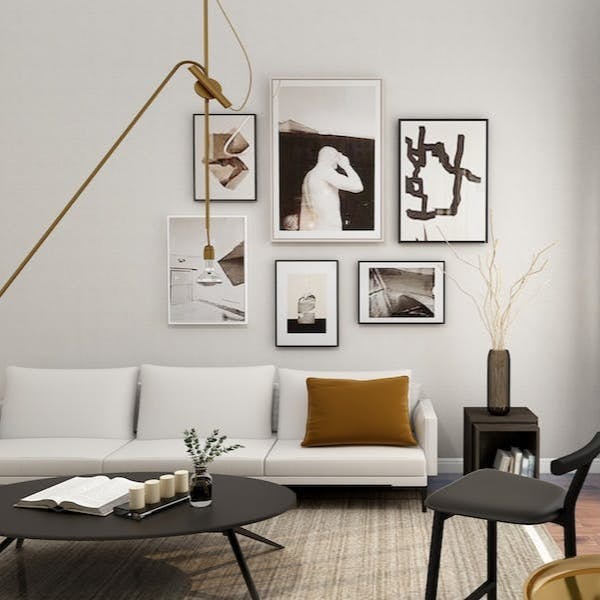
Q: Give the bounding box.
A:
[431,473,600,556]
[545,473,600,555]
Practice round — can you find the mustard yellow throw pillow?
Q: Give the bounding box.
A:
[301,376,417,447]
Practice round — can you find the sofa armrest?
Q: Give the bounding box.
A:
[413,398,438,476]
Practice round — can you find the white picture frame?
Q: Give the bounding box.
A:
[271,78,383,242]
[167,216,248,325]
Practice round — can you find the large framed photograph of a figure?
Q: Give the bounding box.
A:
[275,260,339,347]
[399,119,488,242]
[271,78,382,242]
[358,261,445,324]
[168,216,247,325]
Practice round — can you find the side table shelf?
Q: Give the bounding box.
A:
[463,407,540,478]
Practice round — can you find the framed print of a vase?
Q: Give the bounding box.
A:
[275,260,339,347]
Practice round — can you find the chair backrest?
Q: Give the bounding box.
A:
[551,432,600,512]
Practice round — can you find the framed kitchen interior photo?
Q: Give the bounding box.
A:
[168,216,247,325]
[275,260,339,347]
[358,261,445,324]
[193,114,256,201]
[271,78,382,242]
[398,119,488,242]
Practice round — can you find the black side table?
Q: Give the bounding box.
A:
[463,407,540,478]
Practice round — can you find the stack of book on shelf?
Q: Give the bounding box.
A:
[493,447,536,477]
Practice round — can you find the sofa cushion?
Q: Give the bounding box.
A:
[0,438,130,477]
[0,367,139,439]
[103,438,276,477]
[136,365,276,440]
[277,368,414,440]
[302,377,416,447]
[264,439,426,477]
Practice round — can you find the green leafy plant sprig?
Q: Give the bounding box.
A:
[183,428,243,472]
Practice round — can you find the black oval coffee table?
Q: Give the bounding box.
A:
[0,472,296,599]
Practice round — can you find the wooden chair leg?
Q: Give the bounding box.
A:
[425,512,446,600]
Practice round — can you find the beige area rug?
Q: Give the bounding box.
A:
[0,488,562,600]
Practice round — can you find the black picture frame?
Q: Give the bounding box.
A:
[275,260,339,347]
[398,118,488,243]
[357,260,446,324]
[193,113,257,202]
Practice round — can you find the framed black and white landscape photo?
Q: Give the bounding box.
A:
[399,119,488,242]
[168,216,247,325]
[194,114,256,201]
[271,78,382,242]
[275,260,339,347]
[358,261,445,324]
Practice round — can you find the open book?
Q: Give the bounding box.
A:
[15,476,138,516]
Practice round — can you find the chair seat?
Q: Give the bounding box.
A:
[426,469,566,524]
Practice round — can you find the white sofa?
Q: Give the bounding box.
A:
[0,365,438,499]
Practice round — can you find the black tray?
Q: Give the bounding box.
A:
[114,492,190,520]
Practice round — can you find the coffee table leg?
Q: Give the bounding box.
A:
[235,527,284,550]
[224,529,260,600]
[0,537,16,554]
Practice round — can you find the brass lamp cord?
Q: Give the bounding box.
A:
[0,60,208,300]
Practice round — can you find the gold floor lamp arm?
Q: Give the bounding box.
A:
[0,59,209,300]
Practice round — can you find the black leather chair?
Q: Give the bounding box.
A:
[424,432,600,600]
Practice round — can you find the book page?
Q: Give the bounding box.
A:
[68,477,137,509]
[19,476,109,505]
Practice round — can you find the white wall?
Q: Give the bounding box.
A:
[1,0,599,460]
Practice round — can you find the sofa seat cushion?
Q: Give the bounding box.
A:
[136,365,276,440]
[264,439,427,477]
[103,438,276,477]
[0,366,139,439]
[0,438,130,477]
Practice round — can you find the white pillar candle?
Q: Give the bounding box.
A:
[129,483,146,510]
[174,470,189,494]
[159,474,175,499]
[144,479,161,504]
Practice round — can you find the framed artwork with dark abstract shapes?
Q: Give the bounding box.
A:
[399,119,488,242]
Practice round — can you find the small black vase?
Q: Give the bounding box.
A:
[487,349,510,416]
[189,467,213,508]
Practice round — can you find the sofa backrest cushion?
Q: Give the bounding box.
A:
[0,366,139,439]
[277,368,417,439]
[136,364,276,440]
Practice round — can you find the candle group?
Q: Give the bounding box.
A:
[128,469,189,510]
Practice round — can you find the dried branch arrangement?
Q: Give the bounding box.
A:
[442,224,554,350]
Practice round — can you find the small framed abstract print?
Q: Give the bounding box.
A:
[399,119,488,242]
[358,261,445,324]
[193,114,256,201]
[275,260,339,346]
